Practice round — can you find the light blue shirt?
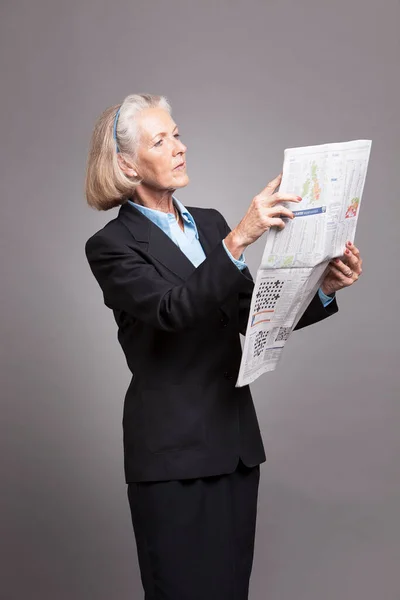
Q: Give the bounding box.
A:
[127,196,334,308]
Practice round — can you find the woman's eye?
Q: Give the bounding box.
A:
[154,134,179,147]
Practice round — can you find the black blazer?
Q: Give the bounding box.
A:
[85,202,338,483]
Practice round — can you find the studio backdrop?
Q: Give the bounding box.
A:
[1,1,399,599]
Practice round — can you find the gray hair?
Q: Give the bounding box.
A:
[85,93,172,211]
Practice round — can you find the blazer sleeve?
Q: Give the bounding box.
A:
[214,211,338,335]
[85,230,254,332]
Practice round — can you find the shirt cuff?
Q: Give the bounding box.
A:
[221,239,246,270]
[318,287,335,307]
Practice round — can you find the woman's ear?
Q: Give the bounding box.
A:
[117,153,139,178]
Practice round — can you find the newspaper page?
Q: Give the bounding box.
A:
[236,139,372,387]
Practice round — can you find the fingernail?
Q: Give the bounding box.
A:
[347,241,352,246]
[345,249,350,254]
[297,196,302,201]
[335,258,340,263]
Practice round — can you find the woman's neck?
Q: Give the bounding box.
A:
[132,186,176,214]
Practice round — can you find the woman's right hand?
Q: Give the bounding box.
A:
[224,173,302,259]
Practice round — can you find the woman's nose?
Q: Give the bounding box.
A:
[173,138,187,154]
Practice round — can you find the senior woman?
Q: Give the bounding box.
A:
[85,93,363,600]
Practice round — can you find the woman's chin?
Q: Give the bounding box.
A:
[173,173,190,188]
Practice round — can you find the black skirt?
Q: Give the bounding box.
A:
[127,458,260,600]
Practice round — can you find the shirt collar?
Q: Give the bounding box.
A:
[127,195,199,239]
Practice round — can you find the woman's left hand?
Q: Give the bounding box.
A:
[321,241,363,296]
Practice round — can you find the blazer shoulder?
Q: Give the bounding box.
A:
[186,205,229,236]
[186,205,222,219]
[85,216,129,257]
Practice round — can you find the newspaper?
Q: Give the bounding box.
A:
[236,139,372,387]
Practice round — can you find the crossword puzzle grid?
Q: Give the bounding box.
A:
[275,327,291,342]
[254,279,285,312]
[252,330,269,358]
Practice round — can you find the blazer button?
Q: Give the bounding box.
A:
[220,317,228,328]
[223,371,233,380]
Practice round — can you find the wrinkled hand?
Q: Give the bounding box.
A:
[224,173,301,259]
[321,241,363,296]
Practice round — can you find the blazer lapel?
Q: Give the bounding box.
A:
[117,202,216,282]
[117,202,232,321]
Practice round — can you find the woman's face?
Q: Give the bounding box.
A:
[133,107,189,191]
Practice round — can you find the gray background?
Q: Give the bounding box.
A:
[1,0,399,598]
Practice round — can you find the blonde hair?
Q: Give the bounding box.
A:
[85,93,172,211]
